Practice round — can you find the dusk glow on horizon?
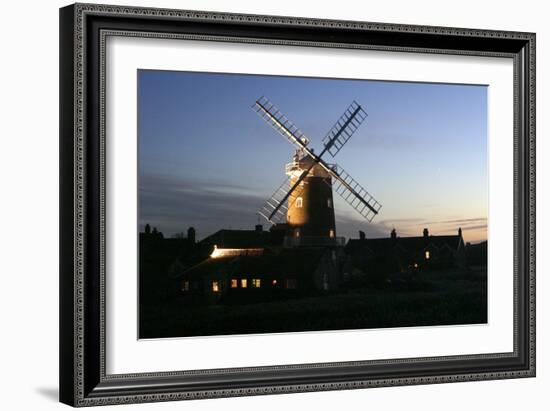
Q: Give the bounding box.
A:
[138,70,488,244]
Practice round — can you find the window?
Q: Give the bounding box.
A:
[240,279,248,288]
[329,229,335,238]
[295,197,303,208]
[425,250,431,260]
[252,278,261,288]
[230,279,238,288]
[327,198,332,208]
[285,279,297,289]
[181,281,189,292]
[212,281,220,293]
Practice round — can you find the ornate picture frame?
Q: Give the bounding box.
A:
[59,3,535,406]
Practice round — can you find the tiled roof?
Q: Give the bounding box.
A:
[346,234,461,256]
[200,229,284,249]
[182,248,326,280]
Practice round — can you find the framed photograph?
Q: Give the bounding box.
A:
[59,3,535,407]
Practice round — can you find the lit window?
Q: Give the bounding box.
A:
[241,279,248,288]
[327,198,332,208]
[425,250,431,260]
[329,229,335,238]
[212,281,220,293]
[296,197,303,208]
[231,279,238,288]
[252,279,261,288]
[181,281,189,292]
[285,279,297,289]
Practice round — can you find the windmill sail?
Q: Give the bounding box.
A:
[258,173,307,224]
[322,101,368,157]
[252,97,310,148]
[325,164,381,222]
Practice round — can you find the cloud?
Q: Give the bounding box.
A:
[461,224,488,231]
[377,217,425,226]
[429,217,487,225]
[139,173,487,243]
[335,214,394,239]
[139,173,266,239]
[141,173,400,241]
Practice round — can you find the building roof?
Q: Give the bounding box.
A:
[181,248,327,281]
[199,228,284,249]
[346,232,463,257]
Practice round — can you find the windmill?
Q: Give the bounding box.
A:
[252,96,381,243]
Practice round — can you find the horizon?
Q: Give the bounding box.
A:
[138,70,488,244]
[139,223,487,246]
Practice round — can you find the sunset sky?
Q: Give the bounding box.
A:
[138,70,488,244]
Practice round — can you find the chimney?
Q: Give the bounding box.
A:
[423,228,429,241]
[255,224,263,233]
[391,228,397,240]
[359,230,366,240]
[187,227,196,244]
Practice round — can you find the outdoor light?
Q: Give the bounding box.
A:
[210,245,222,258]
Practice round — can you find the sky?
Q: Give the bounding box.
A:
[138,70,488,243]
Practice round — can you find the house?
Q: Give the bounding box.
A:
[345,227,467,275]
[179,247,342,301]
[465,240,488,267]
[177,224,347,301]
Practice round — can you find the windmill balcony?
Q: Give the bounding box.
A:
[285,161,338,175]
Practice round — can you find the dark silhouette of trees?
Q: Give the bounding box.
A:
[139,223,201,317]
[151,226,164,239]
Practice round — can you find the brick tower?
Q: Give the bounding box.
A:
[286,151,336,239]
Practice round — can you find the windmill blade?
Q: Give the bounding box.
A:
[258,171,308,224]
[322,101,368,157]
[252,96,310,149]
[325,164,381,222]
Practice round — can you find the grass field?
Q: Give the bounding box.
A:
[139,267,487,339]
